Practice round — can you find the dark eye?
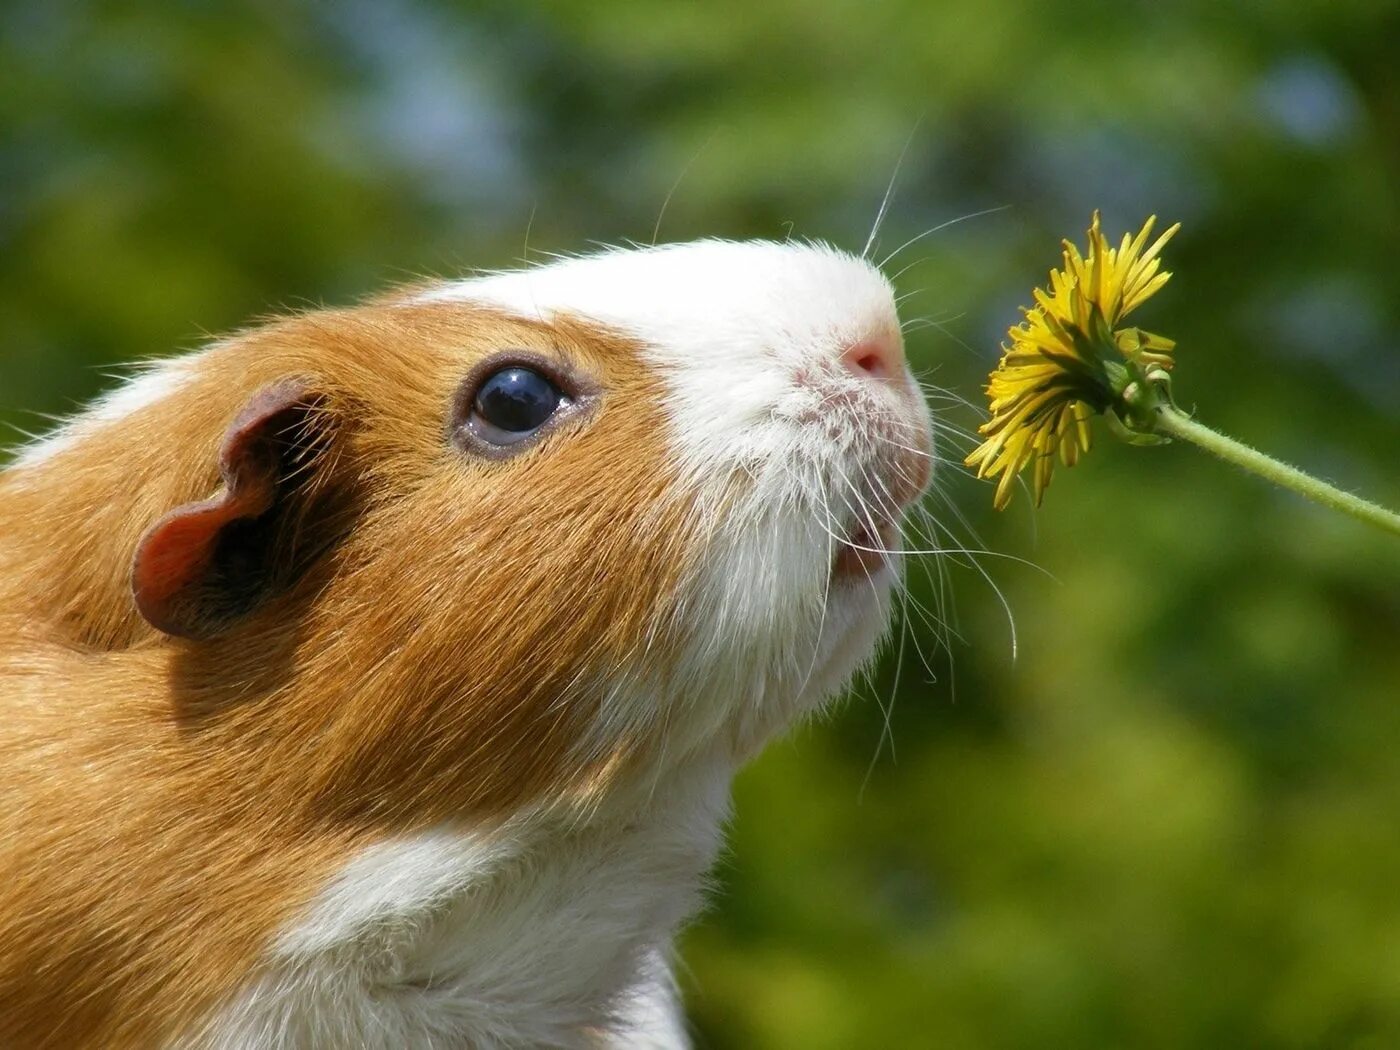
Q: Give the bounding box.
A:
[469,366,565,445]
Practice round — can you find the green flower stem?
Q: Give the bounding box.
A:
[1146,402,1400,538]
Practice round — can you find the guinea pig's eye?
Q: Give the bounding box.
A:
[451,352,595,459]
[466,365,569,446]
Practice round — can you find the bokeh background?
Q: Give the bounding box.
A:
[4,2,1399,1046]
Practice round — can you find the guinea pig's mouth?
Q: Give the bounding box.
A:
[832,517,901,582]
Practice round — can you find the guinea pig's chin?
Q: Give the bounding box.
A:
[802,556,898,698]
[650,520,899,757]
[739,555,897,755]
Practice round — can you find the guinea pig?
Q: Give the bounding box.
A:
[0,239,932,1049]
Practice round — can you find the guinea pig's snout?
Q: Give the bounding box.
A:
[819,330,931,501]
[839,334,904,382]
[790,328,915,416]
[789,325,932,583]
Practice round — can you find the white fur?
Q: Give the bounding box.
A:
[178,240,930,1048]
[608,958,691,1050]
[185,761,727,1049]
[6,357,198,470]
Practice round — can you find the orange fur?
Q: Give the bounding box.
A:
[0,303,694,1047]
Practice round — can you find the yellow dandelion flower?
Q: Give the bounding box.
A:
[965,211,1181,509]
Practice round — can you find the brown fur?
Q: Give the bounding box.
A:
[0,303,695,1048]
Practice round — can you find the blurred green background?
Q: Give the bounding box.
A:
[4,1,1398,1046]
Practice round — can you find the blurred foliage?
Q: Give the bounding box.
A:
[3,0,1399,1045]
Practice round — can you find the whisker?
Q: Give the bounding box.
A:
[839,472,955,795]
[862,118,923,260]
[652,131,716,246]
[889,256,943,285]
[911,374,990,416]
[877,204,1012,271]
[907,315,993,363]
[520,202,538,266]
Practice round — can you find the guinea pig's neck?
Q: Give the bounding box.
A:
[214,740,734,1045]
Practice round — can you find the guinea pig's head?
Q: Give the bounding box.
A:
[435,240,933,760]
[96,239,929,821]
[411,240,932,771]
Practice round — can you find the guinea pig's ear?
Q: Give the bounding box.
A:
[132,381,340,640]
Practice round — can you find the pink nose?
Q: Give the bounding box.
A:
[840,335,905,381]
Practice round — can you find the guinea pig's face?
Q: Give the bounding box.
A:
[25,239,929,816]
[426,240,931,761]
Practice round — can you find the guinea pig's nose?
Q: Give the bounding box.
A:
[840,335,905,382]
